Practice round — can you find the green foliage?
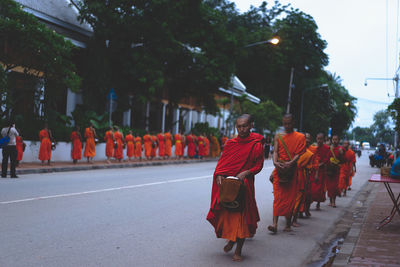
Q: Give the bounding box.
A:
[192,122,220,137]
[350,126,376,146]
[71,105,109,140]
[237,99,282,133]
[388,98,400,134]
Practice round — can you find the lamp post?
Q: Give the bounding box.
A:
[226,36,280,135]
[299,83,328,132]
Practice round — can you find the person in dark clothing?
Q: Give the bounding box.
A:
[1,121,19,178]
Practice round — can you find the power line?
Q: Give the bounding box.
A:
[355,97,391,105]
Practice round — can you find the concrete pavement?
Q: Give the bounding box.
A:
[0,154,375,266]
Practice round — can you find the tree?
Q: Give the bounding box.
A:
[350,126,376,146]
[0,0,81,139]
[73,0,238,117]
[371,110,394,144]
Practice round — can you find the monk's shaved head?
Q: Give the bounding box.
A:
[316,133,324,146]
[316,133,324,138]
[282,113,294,133]
[236,114,253,124]
[283,113,294,120]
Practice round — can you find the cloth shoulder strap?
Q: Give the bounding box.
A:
[278,134,292,160]
[6,127,11,137]
[330,146,337,160]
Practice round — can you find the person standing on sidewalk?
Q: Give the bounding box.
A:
[104,127,114,163]
[1,121,19,178]
[125,130,135,161]
[39,123,53,165]
[311,133,330,210]
[326,135,343,208]
[70,126,82,164]
[113,126,124,162]
[83,124,96,163]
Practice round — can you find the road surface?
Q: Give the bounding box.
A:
[0,154,374,266]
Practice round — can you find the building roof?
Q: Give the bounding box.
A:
[219,76,260,104]
[15,0,92,43]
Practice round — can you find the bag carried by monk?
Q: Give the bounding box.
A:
[219,176,245,212]
[276,134,296,183]
[327,147,340,176]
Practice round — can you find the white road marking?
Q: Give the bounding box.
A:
[0,175,212,205]
[0,166,275,205]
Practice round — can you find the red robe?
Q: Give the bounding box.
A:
[113,131,123,160]
[198,136,205,156]
[39,129,52,161]
[326,146,343,198]
[207,133,264,239]
[272,131,306,217]
[16,136,24,161]
[70,131,82,160]
[186,135,196,158]
[104,130,114,158]
[311,144,330,203]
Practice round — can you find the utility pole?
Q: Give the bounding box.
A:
[286,67,295,114]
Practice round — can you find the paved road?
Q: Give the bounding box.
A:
[0,153,375,267]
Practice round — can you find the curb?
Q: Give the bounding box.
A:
[14,159,218,175]
[306,178,379,267]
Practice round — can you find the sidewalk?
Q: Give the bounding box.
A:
[12,158,217,175]
[334,183,400,266]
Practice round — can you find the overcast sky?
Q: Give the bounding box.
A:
[233,0,398,128]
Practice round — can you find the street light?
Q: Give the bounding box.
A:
[244,37,280,48]
[344,101,350,107]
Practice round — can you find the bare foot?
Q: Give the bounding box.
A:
[283,226,292,232]
[267,225,277,233]
[224,241,235,253]
[232,253,243,262]
[292,222,300,227]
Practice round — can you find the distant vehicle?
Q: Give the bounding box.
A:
[362,142,370,150]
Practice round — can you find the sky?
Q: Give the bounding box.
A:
[232,0,399,128]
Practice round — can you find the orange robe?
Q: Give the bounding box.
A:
[339,149,356,191]
[272,131,306,217]
[164,132,172,157]
[70,131,82,160]
[204,137,210,157]
[210,136,221,157]
[198,136,205,156]
[39,129,52,161]
[151,135,157,158]
[84,128,96,158]
[181,135,186,156]
[113,131,123,159]
[311,144,330,203]
[157,134,165,157]
[143,134,152,158]
[16,136,23,161]
[134,136,142,158]
[104,130,114,158]
[174,134,183,156]
[125,134,134,158]
[207,133,264,241]
[294,148,315,213]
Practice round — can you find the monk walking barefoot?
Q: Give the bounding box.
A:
[207,114,264,262]
[269,114,306,234]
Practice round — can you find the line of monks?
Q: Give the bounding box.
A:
[36,124,229,165]
[207,114,357,261]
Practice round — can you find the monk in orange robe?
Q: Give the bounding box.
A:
[310,133,330,210]
[39,124,53,165]
[204,135,210,157]
[151,135,158,159]
[113,127,124,162]
[16,135,24,165]
[104,127,114,163]
[70,126,82,164]
[157,133,165,158]
[268,114,306,233]
[207,114,264,262]
[186,133,196,158]
[134,135,142,160]
[83,124,96,163]
[198,135,205,159]
[174,133,183,159]
[292,133,316,226]
[338,140,356,196]
[164,132,172,158]
[143,133,153,160]
[326,135,344,208]
[181,132,186,157]
[125,131,135,161]
[210,133,221,158]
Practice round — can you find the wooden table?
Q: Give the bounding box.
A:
[369,174,400,229]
